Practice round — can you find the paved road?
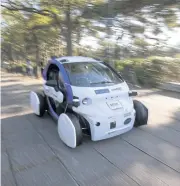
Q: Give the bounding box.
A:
[1,70,180,186]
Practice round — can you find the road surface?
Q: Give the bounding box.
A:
[1,70,180,186]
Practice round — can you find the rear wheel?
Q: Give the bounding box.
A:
[30,91,46,117]
[37,92,46,117]
[133,100,148,127]
[58,113,83,148]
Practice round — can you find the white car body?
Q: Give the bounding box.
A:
[30,56,147,148]
[72,81,135,141]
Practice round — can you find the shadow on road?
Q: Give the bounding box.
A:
[1,108,180,186]
[1,82,42,114]
[1,71,180,186]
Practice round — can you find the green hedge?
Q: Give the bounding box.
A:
[115,56,180,86]
[3,57,180,86]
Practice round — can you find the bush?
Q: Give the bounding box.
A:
[115,56,180,87]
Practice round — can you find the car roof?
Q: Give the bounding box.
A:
[56,56,100,63]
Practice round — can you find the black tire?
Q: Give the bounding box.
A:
[133,100,148,127]
[66,113,83,146]
[36,92,46,117]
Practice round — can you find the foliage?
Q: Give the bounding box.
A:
[115,56,180,86]
[1,0,180,83]
[134,39,149,48]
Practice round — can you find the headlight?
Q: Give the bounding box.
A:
[82,98,92,105]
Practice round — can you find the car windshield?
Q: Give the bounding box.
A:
[63,62,123,87]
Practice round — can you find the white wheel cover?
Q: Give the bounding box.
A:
[30,91,40,115]
[58,113,76,148]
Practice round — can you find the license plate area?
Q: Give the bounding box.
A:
[106,100,123,110]
[110,121,116,129]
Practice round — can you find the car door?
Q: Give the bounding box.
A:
[43,65,64,104]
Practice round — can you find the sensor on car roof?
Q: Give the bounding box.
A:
[60,59,69,63]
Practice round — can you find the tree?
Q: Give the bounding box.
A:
[2,0,179,64]
[1,7,61,77]
[1,0,104,56]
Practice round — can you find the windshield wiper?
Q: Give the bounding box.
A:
[90,81,114,84]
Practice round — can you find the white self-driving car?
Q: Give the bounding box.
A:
[30,56,148,148]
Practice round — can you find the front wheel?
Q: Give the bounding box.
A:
[57,113,83,148]
[133,100,148,127]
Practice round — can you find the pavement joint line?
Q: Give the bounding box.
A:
[11,155,58,174]
[120,136,180,174]
[92,146,141,186]
[2,114,61,174]
[137,127,180,149]
[93,144,170,186]
[148,120,180,133]
[25,115,81,186]
[3,140,19,186]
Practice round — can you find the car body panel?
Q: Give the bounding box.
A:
[41,56,138,141]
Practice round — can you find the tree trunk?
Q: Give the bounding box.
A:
[35,43,40,78]
[65,3,72,56]
[8,44,14,61]
[33,33,40,78]
[76,27,81,55]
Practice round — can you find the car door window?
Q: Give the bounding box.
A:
[46,64,66,115]
[47,68,58,81]
[47,64,64,90]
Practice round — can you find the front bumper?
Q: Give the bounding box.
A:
[86,109,135,141]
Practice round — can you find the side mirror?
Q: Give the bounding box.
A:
[72,97,80,107]
[129,91,138,97]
